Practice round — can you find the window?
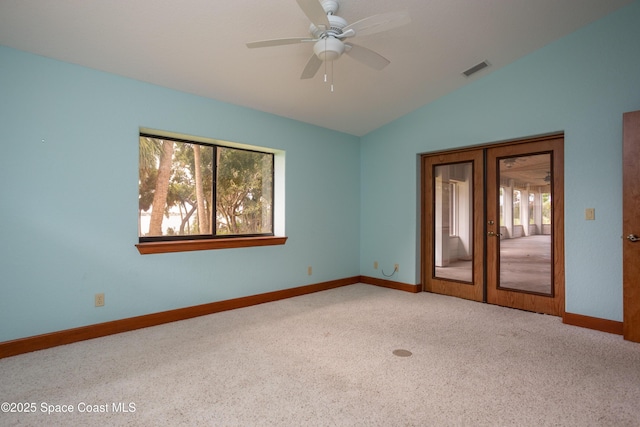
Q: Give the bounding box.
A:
[513,189,521,225]
[448,182,458,237]
[542,192,552,225]
[528,192,535,225]
[499,187,504,226]
[137,133,285,254]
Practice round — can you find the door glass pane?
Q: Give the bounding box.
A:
[433,162,473,282]
[498,154,552,295]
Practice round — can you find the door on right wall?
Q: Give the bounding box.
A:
[623,110,640,342]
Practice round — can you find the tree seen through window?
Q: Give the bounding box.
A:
[138,135,273,240]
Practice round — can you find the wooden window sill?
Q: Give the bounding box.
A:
[136,236,287,255]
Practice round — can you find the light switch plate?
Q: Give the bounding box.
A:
[585,208,595,220]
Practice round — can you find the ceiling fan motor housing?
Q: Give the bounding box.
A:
[309,14,348,38]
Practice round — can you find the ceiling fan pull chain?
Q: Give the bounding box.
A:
[323,37,328,82]
[331,60,335,92]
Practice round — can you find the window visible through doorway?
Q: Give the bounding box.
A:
[449,182,458,236]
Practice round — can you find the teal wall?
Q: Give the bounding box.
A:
[2,1,639,342]
[360,1,640,322]
[0,46,361,342]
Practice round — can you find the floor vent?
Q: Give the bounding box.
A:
[462,60,490,77]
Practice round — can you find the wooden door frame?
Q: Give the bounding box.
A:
[623,110,640,342]
[420,133,565,315]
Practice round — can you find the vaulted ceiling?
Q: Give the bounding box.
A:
[0,0,632,136]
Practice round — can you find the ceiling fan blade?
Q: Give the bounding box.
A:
[343,10,410,37]
[296,0,330,30]
[300,54,323,79]
[246,37,316,48]
[344,43,390,70]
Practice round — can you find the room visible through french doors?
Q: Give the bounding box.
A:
[422,136,565,316]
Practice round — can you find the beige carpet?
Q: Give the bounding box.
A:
[1,284,639,426]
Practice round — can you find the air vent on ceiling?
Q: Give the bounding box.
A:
[462,60,490,77]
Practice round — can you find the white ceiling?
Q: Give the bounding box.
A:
[0,0,632,136]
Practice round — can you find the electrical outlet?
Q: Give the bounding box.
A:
[394,264,399,272]
[374,261,378,269]
[308,266,312,276]
[95,293,105,307]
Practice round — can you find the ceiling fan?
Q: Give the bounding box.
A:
[246,0,410,81]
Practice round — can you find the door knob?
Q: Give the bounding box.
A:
[627,234,640,242]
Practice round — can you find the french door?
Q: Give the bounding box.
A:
[423,150,485,302]
[422,136,565,316]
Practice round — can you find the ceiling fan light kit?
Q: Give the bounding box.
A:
[314,37,344,61]
[246,0,409,85]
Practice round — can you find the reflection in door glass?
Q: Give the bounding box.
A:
[498,154,552,295]
[433,163,473,282]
